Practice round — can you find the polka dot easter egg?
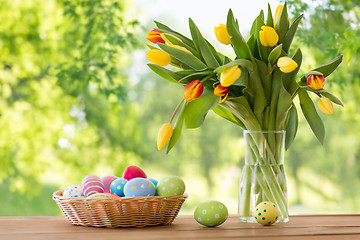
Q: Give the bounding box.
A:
[63,184,82,198]
[156,176,185,196]
[254,201,280,226]
[123,165,147,180]
[101,176,119,193]
[110,178,128,197]
[81,175,105,197]
[194,201,228,227]
[87,193,110,199]
[124,178,156,197]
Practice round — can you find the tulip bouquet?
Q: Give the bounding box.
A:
[146,2,343,221]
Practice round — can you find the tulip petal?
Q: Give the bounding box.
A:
[318,97,334,115]
[145,49,171,67]
[157,123,174,150]
[220,65,241,87]
[214,24,231,45]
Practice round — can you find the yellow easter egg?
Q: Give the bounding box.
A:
[254,201,280,225]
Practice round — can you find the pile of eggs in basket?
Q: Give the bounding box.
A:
[62,165,186,199]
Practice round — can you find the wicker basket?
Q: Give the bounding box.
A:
[52,190,188,228]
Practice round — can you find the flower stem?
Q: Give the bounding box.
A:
[169,99,185,124]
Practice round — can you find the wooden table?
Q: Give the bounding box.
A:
[1,215,360,240]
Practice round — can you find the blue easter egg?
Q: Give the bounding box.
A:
[124,178,156,197]
[110,178,128,197]
[147,178,159,196]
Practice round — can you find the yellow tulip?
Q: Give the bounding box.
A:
[259,26,279,47]
[220,65,241,87]
[214,24,231,45]
[274,4,284,26]
[214,84,229,103]
[145,49,171,67]
[277,57,298,73]
[318,97,334,115]
[157,123,173,150]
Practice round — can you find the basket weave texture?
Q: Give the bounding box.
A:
[52,190,188,228]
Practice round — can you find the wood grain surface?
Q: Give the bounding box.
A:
[1,215,360,240]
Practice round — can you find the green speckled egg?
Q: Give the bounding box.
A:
[194,201,228,227]
[254,201,280,225]
[156,176,185,196]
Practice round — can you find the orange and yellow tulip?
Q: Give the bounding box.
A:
[157,123,173,150]
[145,49,171,67]
[318,97,333,115]
[214,24,231,45]
[184,80,204,102]
[214,84,229,103]
[277,57,298,73]
[307,74,325,90]
[147,30,165,44]
[220,65,241,87]
[259,26,279,47]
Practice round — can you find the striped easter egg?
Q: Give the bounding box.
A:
[81,175,105,197]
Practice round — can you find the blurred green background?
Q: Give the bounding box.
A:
[0,0,359,216]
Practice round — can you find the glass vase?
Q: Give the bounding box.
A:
[238,130,289,223]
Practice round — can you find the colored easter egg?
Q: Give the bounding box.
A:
[254,201,280,226]
[63,184,82,198]
[123,165,147,180]
[148,178,159,196]
[124,178,156,197]
[110,178,128,197]
[194,201,228,227]
[101,176,119,193]
[156,176,185,196]
[87,193,110,199]
[107,193,121,198]
[81,175,105,197]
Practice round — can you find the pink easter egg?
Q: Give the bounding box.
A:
[101,176,119,193]
[81,175,105,197]
[123,165,147,180]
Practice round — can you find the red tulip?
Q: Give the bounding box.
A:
[184,80,204,102]
[307,74,325,90]
[214,84,229,103]
[147,29,165,44]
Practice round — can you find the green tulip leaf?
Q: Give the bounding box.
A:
[311,55,343,78]
[214,59,254,73]
[213,105,245,128]
[178,70,214,84]
[167,102,187,153]
[255,59,271,101]
[205,39,222,64]
[275,2,289,42]
[188,18,220,68]
[298,89,325,144]
[163,33,200,58]
[184,89,219,128]
[282,14,303,53]
[268,44,283,66]
[266,3,274,27]
[227,9,253,60]
[276,83,292,130]
[158,43,207,70]
[247,34,257,57]
[285,104,298,150]
[154,21,195,48]
[147,64,180,84]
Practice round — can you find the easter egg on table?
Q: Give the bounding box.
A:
[101,176,119,193]
[156,176,185,196]
[123,165,147,180]
[63,184,82,198]
[110,178,128,197]
[194,201,228,227]
[81,175,105,197]
[124,178,156,197]
[254,201,280,226]
[87,193,110,199]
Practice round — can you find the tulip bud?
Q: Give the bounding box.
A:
[277,57,298,73]
[220,65,241,87]
[214,24,231,45]
[184,80,204,102]
[318,97,334,115]
[145,49,171,67]
[214,84,229,103]
[157,123,173,150]
[274,4,284,26]
[147,30,165,44]
[259,26,279,47]
[307,74,325,90]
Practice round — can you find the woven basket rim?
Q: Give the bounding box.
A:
[53,190,189,202]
